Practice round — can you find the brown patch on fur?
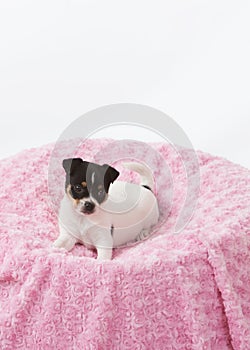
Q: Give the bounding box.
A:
[81,181,87,187]
[98,185,103,190]
[66,185,71,196]
[73,199,79,208]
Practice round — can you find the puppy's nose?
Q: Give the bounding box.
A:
[84,201,95,212]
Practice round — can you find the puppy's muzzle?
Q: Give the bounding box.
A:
[81,201,95,214]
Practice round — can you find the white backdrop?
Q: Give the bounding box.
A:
[0,0,249,168]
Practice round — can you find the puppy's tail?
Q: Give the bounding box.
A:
[122,162,154,190]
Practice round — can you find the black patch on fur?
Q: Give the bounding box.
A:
[62,158,89,198]
[110,225,114,237]
[142,185,152,191]
[102,164,120,193]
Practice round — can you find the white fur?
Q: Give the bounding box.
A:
[54,162,159,260]
[122,162,154,189]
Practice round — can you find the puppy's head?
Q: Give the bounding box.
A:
[62,158,119,215]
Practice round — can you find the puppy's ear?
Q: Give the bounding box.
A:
[62,158,83,175]
[103,164,120,192]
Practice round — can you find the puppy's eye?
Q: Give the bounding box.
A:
[73,184,84,193]
[98,189,105,196]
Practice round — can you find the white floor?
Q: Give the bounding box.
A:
[0,1,249,168]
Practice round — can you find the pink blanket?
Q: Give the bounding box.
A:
[0,139,249,349]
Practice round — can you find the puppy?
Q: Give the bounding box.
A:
[53,158,159,260]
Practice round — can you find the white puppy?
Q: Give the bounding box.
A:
[53,158,159,260]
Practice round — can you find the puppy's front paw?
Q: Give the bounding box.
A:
[96,249,112,261]
[53,235,77,251]
[53,239,65,249]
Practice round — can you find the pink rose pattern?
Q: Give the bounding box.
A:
[0,139,249,349]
